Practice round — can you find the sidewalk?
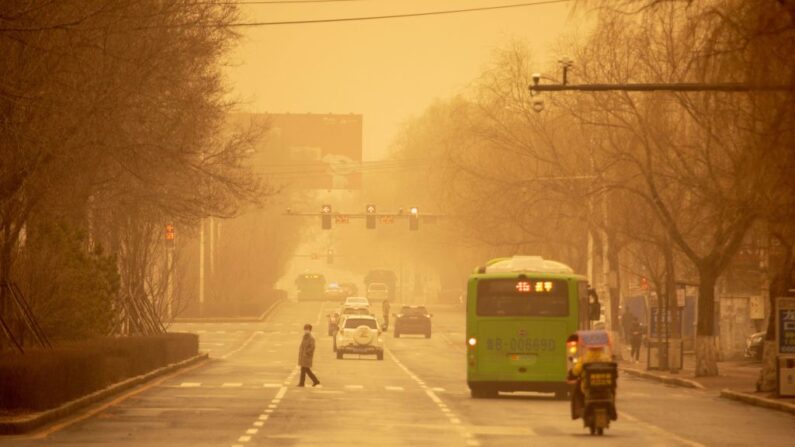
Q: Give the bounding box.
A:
[618,345,795,415]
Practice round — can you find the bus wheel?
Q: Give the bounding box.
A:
[470,387,497,399]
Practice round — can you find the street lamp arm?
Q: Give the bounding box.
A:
[530,82,795,92]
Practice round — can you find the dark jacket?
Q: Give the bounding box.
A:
[298,333,315,368]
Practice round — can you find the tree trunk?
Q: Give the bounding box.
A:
[757,340,778,391]
[695,266,720,376]
[758,235,794,391]
[695,335,719,377]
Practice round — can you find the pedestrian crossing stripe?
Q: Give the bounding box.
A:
[172,383,426,391]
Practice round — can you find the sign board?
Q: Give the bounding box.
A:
[231,113,363,190]
[776,297,795,355]
[676,287,686,307]
[649,307,671,338]
[749,295,765,320]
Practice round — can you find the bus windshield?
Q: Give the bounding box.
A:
[476,279,569,317]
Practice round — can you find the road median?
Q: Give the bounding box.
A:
[0,353,209,435]
[171,298,285,324]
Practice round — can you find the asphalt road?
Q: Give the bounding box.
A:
[3,300,794,446]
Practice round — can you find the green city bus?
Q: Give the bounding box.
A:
[466,256,599,399]
[295,273,326,301]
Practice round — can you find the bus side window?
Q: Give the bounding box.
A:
[578,281,589,330]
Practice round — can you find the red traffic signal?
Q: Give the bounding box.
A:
[165,224,175,241]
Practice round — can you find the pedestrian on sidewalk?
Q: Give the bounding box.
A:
[298,323,320,387]
[621,307,635,343]
[630,320,643,363]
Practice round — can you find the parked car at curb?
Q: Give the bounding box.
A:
[393,305,432,338]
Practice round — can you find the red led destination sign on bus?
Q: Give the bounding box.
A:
[515,281,555,293]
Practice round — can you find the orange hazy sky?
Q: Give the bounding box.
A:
[226,0,580,160]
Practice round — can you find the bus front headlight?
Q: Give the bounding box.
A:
[468,337,477,347]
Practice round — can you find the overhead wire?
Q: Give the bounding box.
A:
[157,0,571,28]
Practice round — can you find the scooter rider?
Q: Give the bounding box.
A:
[570,344,612,420]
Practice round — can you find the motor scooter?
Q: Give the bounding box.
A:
[567,330,618,436]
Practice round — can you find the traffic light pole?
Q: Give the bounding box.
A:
[530,81,794,92]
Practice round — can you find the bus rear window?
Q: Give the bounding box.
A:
[476,279,569,317]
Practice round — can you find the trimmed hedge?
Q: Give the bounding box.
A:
[0,333,198,412]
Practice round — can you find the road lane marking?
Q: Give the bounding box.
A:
[222,383,242,388]
[619,411,705,447]
[220,332,261,360]
[432,387,446,392]
[180,382,201,387]
[385,386,405,391]
[387,349,480,446]
[345,385,364,390]
[228,303,325,446]
[425,389,442,403]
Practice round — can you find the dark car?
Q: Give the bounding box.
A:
[745,331,765,361]
[340,282,358,297]
[393,305,432,338]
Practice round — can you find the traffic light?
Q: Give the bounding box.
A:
[366,204,376,229]
[321,204,332,230]
[326,248,334,264]
[409,206,419,231]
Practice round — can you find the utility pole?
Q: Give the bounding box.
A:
[209,217,215,276]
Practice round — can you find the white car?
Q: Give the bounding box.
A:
[342,296,370,309]
[335,315,384,360]
[366,282,389,301]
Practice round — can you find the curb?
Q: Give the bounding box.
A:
[720,389,795,415]
[0,353,209,435]
[170,298,285,324]
[619,366,706,390]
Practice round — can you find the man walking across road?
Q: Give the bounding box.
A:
[298,324,320,387]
